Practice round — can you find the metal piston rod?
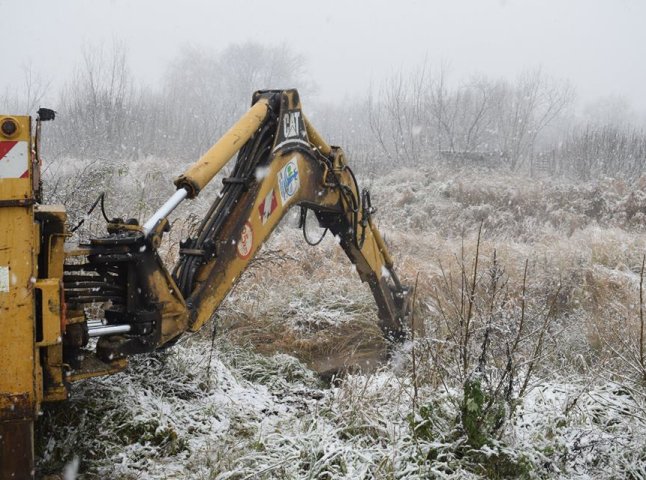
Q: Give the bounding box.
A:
[87,323,132,337]
[142,188,188,235]
[142,98,270,237]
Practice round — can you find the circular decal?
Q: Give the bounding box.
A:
[237,221,253,259]
[278,158,300,205]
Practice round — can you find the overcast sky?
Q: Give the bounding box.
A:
[1,0,645,112]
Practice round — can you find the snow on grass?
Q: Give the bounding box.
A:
[37,162,646,478]
[37,334,646,479]
[515,383,646,478]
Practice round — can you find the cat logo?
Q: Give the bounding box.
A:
[273,110,309,152]
[283,111,301,138]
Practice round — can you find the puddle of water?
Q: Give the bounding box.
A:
[222,317,390,379]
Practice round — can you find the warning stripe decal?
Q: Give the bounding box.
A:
[0,141,29,179]
[0,141,17,158]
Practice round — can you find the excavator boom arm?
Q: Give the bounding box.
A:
[0,90,410,479]
[169,90,409,339]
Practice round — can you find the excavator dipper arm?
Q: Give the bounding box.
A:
[170,90,410,339]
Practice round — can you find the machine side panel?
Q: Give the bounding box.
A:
[0,115,37,479]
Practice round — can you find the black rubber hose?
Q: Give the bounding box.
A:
[301,208,328,246]
[174,112,277,297]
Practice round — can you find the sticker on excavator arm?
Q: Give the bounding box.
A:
[278,158,300,205]
[0,141,29,178]
[258,189,278,224]
[0,266,9,293]
[237,222,253,259]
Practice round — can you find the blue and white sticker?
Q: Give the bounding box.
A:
[278,158,300,205]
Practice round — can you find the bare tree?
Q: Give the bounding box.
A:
[157,42,309,159]
[492,69,574,170]
[429,71,498,156]
[0,62,51,114]
[368,63,433,166]
[48,40,138,159]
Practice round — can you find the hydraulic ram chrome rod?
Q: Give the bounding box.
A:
[141,98,270,237]
[88,324,132,337]
[142,188,188,235]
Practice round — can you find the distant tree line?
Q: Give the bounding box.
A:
[549,125,646,180]
[365,66,577,170]
[37,42,308,162]
[359,64,646,180]
[2,41,645,181]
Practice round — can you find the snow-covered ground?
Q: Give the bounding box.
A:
[37,164,646,478]
[38,338,646,479]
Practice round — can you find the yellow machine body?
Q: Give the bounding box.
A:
[0,115,64,477]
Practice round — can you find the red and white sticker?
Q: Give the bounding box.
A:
[258,189,278,225]
[237,221,253,259]
[0,141,29,179]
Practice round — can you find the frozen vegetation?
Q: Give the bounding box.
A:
[5,41,643,479]
[36,163,646,479]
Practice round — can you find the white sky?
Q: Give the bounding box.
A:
[1,0,645,111]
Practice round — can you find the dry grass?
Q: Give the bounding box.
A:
[39,160,646,478]
[207,164,646,390]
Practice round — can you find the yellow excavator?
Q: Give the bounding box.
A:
[0,89,411,479]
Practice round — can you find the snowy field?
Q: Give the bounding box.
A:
[2,5,644,477]
[37,339,646,479]
[36,163,646,479]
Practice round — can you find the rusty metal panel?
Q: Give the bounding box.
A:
[0,211,37,408]
[35,206,68,403]
[0,418,33,479]
[35,279,61,347]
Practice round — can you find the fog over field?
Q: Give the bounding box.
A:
[3,1,646,478]
[2,0,646,113]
